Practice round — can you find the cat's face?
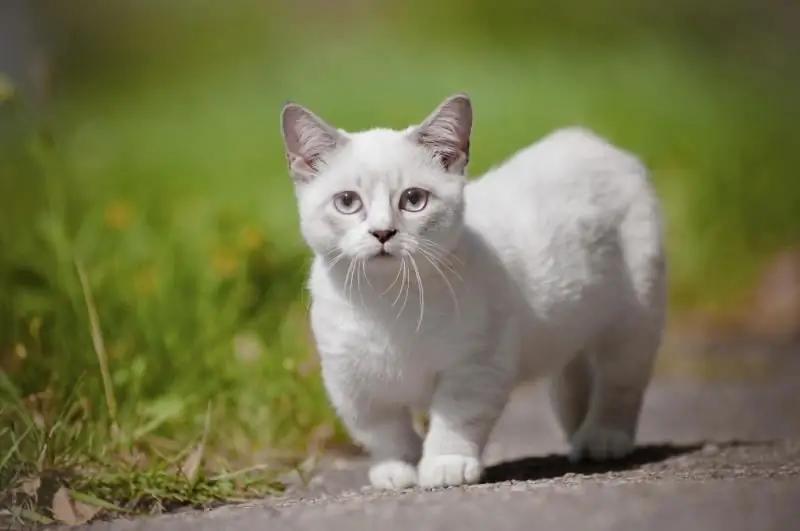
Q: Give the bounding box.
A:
[280,95,472,273]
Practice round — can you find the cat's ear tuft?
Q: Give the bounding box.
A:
[280,102,345,184]
[411,93,472,174]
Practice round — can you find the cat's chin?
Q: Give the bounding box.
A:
[367,251,399,263]
[363,251,403,271]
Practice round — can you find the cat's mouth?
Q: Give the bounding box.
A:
[366,248,397,261]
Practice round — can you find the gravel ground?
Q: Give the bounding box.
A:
[80,335,800,531]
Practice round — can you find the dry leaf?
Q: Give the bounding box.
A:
[51,487,100,525]
[73,500,101,523]
[20,477,41,498]
[182,443,204,483]
[181,402,212,484]
[51,487,78,525]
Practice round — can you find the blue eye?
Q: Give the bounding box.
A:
[399,188,430,212]
[333,191,363,214]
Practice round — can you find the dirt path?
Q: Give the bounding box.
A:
[81,335,800,531]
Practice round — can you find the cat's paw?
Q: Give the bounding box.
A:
[368,460,418,490]
[568,425,634,462]
[418,455,482,488]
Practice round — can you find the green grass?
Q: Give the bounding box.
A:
[1,25,798,525]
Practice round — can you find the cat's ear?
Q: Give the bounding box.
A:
[411,93,472,174]
[280,102,346,184]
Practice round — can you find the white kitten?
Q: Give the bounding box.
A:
[280,94,666,490]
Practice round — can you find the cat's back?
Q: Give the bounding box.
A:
[467,126,647,213]
[465,126,654,249]
[463,126,662,357]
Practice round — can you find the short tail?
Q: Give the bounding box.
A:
[619,170,667,317]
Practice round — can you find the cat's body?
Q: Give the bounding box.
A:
[281,95,666,490]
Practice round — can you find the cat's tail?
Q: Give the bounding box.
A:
[619,168,667,317]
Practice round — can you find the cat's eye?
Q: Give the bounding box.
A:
[399,188,430,213]
[333,191,363,215]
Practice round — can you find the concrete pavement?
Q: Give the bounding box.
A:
[80,334,800,531]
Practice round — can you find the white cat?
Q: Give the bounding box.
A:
[280,94,666,490]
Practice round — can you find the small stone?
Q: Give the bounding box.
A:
[701,443,720,456]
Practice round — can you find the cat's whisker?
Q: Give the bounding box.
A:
[356,258,370,307]
[420,237,464,266]
[422,253,462,282]
[391,258,406,307]
[419,245,461,275]
[408,254,425,332]
[362,259,376,292]
[342,259,350,303]
[327,252,346,269]
[323,246,344,265]
[396,258,411,321]
[417,237,461,265]
[417,241,463,281]
[344,258,357,307]
[418,248,460,317]
[382,257,405,297]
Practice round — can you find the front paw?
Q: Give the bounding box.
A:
[418,455,482,488]
[369,460,418,490]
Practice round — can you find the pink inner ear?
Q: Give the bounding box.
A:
[300,153,320,170]
[287,152,317,182]
[437,150,457,169]
[431,140,469,172]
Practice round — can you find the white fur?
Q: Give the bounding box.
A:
[280,95,666,490]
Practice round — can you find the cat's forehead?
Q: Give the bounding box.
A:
[317,127,432,190]
[343,128,422,168]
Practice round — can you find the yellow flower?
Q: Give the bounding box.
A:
[134,266,158,295]
[104,200,134,230]
[212,248,239,278]
[238,225,264,251]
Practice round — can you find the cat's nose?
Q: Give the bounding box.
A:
[370,229,397,244]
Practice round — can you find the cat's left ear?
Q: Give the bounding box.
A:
[280,102,346,184]
[410,93,472,174]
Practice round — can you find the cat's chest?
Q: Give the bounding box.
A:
[331,309,458,367]
[311,301,468,403]
[331,328,439,405]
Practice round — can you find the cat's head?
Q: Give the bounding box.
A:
[280,94,472,272]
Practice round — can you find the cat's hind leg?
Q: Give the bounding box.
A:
[549,350,593,441]
[567,325,661,462]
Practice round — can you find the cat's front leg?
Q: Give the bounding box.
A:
[418,340,517,488]
[324,372,423,489]
[358,406,423,490]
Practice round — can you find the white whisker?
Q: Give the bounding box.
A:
[391,258,406,307]
[417,240,464,281]
[344,259,357,306]
[418,247,460,317]
[396,258,411,321]
[408,254,425,332]
[328,252,346,269]
[383,257,405,297]
[356,258,368,306]
[420,237,464,266]
[362,259,375,292]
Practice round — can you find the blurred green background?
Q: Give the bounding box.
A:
[1,0,799,499]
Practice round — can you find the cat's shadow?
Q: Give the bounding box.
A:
[482,443,702,483]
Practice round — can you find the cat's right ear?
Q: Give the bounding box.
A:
[411,93,473,175]
[280,102,346,184]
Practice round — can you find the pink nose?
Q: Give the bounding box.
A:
[370,229,397,243]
